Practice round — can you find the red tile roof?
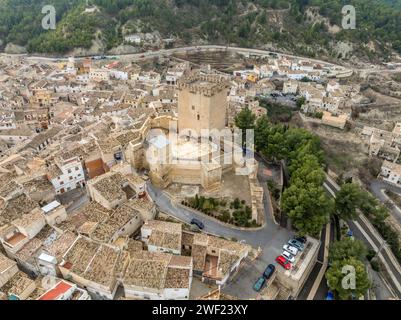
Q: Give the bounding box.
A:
[38,281,73,300]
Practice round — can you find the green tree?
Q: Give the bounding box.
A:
[326,258,371,300]
[335,183,365,220]
[296,96,306,109]
[329,238,368,263]
[194,194,200,208]
[281,183,333,236]
[233,198,241,210]
[235,107,256,150]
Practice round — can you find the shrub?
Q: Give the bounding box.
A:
[220,211,230,223]
[366,250,376,261]
[233,198,241,209]
[370,259,380,272]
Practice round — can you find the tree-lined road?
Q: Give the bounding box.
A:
[324,176,401,298]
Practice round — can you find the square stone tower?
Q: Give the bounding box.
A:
[177,71,230,138]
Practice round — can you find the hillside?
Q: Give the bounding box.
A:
[0,0,400,62]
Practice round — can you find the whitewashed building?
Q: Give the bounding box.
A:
[47,156,85,194]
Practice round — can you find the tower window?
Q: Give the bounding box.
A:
[197,114,200,121]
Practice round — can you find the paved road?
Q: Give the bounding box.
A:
[370,179,401,225]
[146,154,293,246]
[17,44,401,76]
[18,45,341,69]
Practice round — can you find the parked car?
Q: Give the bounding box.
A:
[288,239,304,251]
[283,244,298,256]
[294,236,307,244]
[281,250,295,263]
[276,256,292,270]
[263,264,276,280]
[253,276,266,292]
[190,218,204,230]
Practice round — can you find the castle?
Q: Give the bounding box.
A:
[130,70,252,191]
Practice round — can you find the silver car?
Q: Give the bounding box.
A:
[283,244,298,256]
[281,250,295,263]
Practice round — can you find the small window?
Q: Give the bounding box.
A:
[192,105,195,110]
[68,169,72,174]
[197,114,200,121]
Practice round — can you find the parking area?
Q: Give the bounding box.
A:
[223,235,310,299]
[222,231,295,299]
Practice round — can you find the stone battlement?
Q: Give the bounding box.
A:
[177,71,230,97]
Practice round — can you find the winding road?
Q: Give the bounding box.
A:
[146,159,293,249]
[370,179,401,225]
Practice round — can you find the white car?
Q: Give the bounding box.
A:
[283,244,298,256]
[281,250,295,263]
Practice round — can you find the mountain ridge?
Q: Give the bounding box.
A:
[0,0,400,62]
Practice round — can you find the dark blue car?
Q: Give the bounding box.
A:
[263,264,276,280]
[191,218,204,230]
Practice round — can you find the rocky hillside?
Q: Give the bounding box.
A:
[0,0,400,62]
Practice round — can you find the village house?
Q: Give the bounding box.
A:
[34,230,78,277]
[37,279,91,300]
[0,270,36,300]
[122,250,193,300]
[181,231,251,287]
[141,220,182,255]
[90,200,143,244]
[89,69,110,83]
[59,236,123,300]
[282,80,298,95]
[379,160,401,186]
[0,127,33,146]
[0,253,19,288]
[47,156,85,195]
[40,201,67,227]
[86,170,146,210]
